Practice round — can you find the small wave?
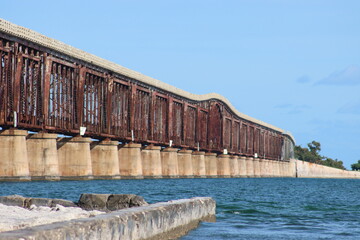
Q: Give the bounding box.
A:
[223,209,271,215]
[303,205,341,212]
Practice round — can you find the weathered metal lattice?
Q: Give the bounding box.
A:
[198,110,208,149]
[259,130,265,157]
[240,123,247,154]
[208,103,222,150]
[154,95,168,143]
[0,38,13,124]
[17,45,42,126]
[111,81,130,138]
[247,126,254,155]
[48,61,77,129]
[224,118,232,150]
[171,101,183,145]
[185,106,197,147]
[232,121,240,153]
[83,72,107,133]
[134,89,150,141]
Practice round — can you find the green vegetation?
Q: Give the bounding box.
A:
[351,160,360,171]
[294,141,346,170]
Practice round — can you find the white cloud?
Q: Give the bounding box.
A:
[296,75,311,84]
[317,65,360,85]
[338,100,360,115]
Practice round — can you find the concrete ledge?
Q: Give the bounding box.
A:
[29,176,61,181]
[0,197,216,240]
[0,176,31,182]
[59,176,94,181]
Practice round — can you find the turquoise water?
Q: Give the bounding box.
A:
[1,178,360,239]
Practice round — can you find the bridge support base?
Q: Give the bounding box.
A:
[229,155,240,177]
[238,157,247,177]
[259,158,266,177]
[57,137,93,180]
[118,143,143,179]
[91,140,120,179]
[192,151,206,178]
[161,147,179,178]
[178,150,194,178]
[205,153,218,178]
[246,157,255,178]
[217,154,231,178]
[27,133,60,181]
[142,145,162,178]
[0,129,30,181]
[253,158,261,178]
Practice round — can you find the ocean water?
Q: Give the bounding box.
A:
[1,178,360,239]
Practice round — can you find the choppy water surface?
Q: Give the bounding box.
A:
[1,178,360,239]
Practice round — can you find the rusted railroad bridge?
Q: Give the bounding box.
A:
[0,19,295,181]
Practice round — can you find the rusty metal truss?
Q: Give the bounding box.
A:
[0,31,294,161]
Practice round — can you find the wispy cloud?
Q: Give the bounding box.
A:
[317,65,360,86]
[338,100,360,115]
[296,75,311,84]
[274,104,311,114]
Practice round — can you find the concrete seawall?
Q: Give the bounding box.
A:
[295,160,360,179]
[0,197,216,240]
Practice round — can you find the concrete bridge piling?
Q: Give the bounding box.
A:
[0,130,305,181]
[1,130,360,180]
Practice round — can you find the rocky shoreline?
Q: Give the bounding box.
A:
[0,194,216,239]
[0,194,149,233]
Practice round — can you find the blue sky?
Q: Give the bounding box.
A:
[2,0,359,168]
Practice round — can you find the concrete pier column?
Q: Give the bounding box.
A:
[288,160,296,177]
[192,151,206,178]
[57,136,93,180]
[91,140,120,179]
[141,145,162,178]
[205,152,218,177]
[246,157,255,177]
[259,158,265,178]
[177,149,193,178]
[26,133,60,181]
[284,161,290,177]
[229,155,240,177]
[279,161,285,177]
[0,129,30,181]
[271,160,279,177]
[282,161,288,177]
[238,157,247,178]
[267,159,274,177]
[261,159,269,177]
[262,158,269,177]
[274,160,281,177]
[253,158,261,178]
[217,154,231,178]
[118,143,143,179]
[161,147,179,178]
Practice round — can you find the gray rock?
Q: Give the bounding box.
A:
[0,195,77,209]
[0,194,146,212]
[0,195,27,207]
[78,193,148,212]
[51,199,77,208]
[27,198,53,208]
[77,194,110,211]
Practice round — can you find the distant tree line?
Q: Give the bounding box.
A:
[351,160,360,171]
[294,141,346,170]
